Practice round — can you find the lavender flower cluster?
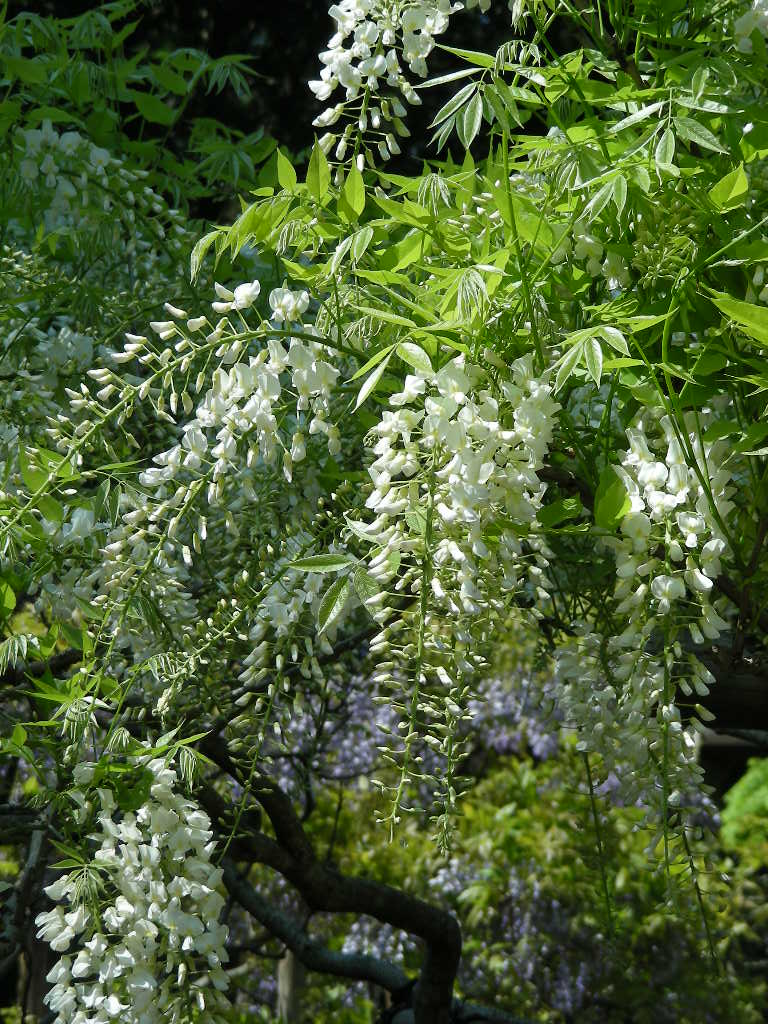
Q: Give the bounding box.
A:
[468,673,561,761]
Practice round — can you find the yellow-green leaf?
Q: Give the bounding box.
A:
[306,138,331,201]
[708,291,768,346]
[709,164,748,211]
[342,165,366,218]
[276,148,297,190]
[397,341,433,376]
[355,351,392,409]
[317,575,352,633]
[594,466,631,530]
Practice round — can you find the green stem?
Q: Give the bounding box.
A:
[583,752,615,939]
[501,130,545,368]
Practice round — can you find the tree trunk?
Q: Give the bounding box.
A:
[277,950,306,1023]
[17,937,55,1023]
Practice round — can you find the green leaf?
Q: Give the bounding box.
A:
[38,495,63,524]
[603,357,645,370]
[612,175,627,216]
[691,351,727,376]
[597,325,629,355]
[276,148,297,190]
[190,229,219,282]
[0,580,16,614]
[329,235,353,276]
[459,92,483,148]
[11,723,27,747]
[620,313,671,333]
[628,164,651,194]
[673,116,727,154]
[421,67,479,90]
[19,447,47,492]
[554,341,584,393]
[585,338,603,385]
[353,305,416,328]
[130,91,177,126]
[306,139,331,201]
[291,554,354,573]
[26,106,85,127]
[348,344,397,382]
[654,127,676,168]
[538,497,583,528]
[485,86,511,132]
[153,63,188,95]
[317,575,352,632]
[351,225,374,262]
[39,623,60,658]
[709,164,748,211]
[733,422,768,454]
[92,480,111,522]
[355,351,392,409]
[499,82,542,105]
[691,66,709,103]
[583,180,614,221]
[396,342,433,375]
[405,507,427,535]
[380,229,425,272]
[708,291,768,346]
[610,101,664,133]
[439,45,496,68]
[343,165,366,218]
[702,419,739,442]
[2,55,46,84]
[428,82,476,129]
[0,100,21,136]
[594,466,631,530]
[353,566,379,603]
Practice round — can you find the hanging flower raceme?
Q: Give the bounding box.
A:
[36,757,230,1024]
[310,0,464,164]
[553,402,738,824]
[605,409,734,643]
[554,628,715,825]
[135,282,340,497]
[358,351,559,616]
[327,349,561,838]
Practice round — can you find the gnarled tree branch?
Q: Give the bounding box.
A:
[201,735,461,1024]
[222,860,409,991]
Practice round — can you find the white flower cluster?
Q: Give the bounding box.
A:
[36,759,230,1024]
[30,485,198,679]
[555,407,738,821]
[14,118,184,255]
[555,629,713,822]
[311,0,463,162]
[747,263,768,305]
[138,283,341,494]
[311,0,535,157]
[361,351,559,616]
[735,0,768,52]
[605,411,734,643]
[0,314,94,480]
[237,529,340,696]
[551,221,631,294]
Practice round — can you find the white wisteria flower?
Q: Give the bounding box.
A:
[35,757,230,1024]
